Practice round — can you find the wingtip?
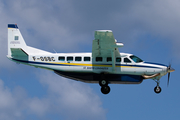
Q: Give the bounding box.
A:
[95,30,112,32]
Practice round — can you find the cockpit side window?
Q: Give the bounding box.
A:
[124,58,131,63]
[130,55,143,63]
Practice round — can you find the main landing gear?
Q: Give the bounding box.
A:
[99,80,111,94]
[154,79,162,94]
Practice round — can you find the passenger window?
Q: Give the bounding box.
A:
[124,58,131,63]
[107,57,112,62]
[84,57,90,61]
[116,57,121,62]
[67,57,73,61]
[96,57,102,62]
[75,57,81,61]
[58,56,65,61]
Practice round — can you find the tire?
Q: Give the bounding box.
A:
[154,86,161,94]
[99,80,108,86]
[101,86,110,94]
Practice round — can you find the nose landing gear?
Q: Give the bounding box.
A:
[154,79,162,94]
[154,86,161,93]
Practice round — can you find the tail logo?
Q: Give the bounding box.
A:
[10,41,20,44]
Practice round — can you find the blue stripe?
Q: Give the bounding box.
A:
[95,63,161,69]
[144,62,167,67]
[12,58,162,69]
[8,24,18,28]
[12,58,69,66]
[115,64,162,69]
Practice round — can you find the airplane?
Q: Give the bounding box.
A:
[7,24,175,94]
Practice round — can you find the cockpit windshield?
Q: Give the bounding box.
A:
[130,55,143,63]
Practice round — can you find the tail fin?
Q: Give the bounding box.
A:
[8,24,27,56]
[7,24,51,61]
[7,24,29,61]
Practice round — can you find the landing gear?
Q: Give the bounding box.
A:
[99,80,108,86]
[101,86,110,94]
[153,79,162,94]
[154,86,161,93]
[99,79,110,94]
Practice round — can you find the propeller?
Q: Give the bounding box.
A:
[167,63,175,86]
[167,72,170,86]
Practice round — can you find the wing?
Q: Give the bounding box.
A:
[92,30,124,72]
[92,30,123,58]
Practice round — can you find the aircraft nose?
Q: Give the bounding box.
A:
[167,66,175,73]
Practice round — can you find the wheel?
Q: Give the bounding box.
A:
[154,86,161,94]
[101,86,110,94]
[99,80,108,86]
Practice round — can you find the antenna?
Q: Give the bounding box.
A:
[53,49,57,54]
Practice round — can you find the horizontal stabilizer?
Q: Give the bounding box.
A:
[11,48,28,61]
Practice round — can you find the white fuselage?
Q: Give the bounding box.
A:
[11,52,168,84]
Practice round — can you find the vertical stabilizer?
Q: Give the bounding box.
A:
[8,24,27,58]
[7,24,51,61]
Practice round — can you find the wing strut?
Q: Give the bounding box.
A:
[111,49,116,72]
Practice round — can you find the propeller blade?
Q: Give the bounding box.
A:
[167,63,171,87]
[167,61,175,87]
[167,73,170,86]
